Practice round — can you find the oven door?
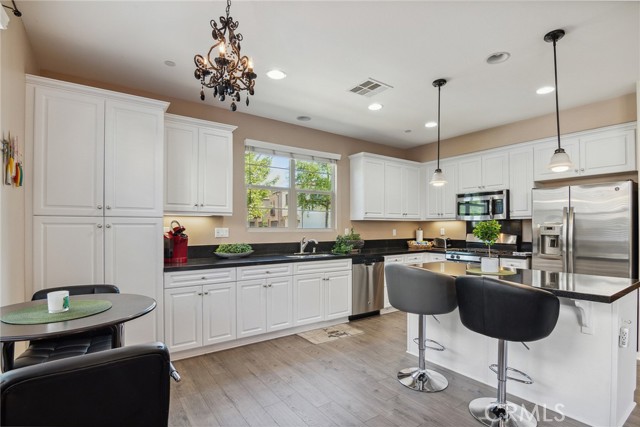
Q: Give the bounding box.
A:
[456,191,509,221]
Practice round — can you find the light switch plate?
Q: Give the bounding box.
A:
[214,227,229,238]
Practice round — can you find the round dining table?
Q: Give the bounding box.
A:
[0,293,156,372]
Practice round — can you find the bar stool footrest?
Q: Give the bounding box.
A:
[489,364,533,384]
[412,337,446,351]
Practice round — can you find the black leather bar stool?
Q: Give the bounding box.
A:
[455,276,560,427]
[385,263,457,392]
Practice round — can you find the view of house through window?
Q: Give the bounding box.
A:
[245,148,336,229]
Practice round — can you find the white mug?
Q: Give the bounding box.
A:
[47,290,70,313]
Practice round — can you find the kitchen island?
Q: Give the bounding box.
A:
[407,262,639,427]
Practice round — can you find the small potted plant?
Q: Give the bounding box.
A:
[344,228,364,250]
[332,228,364,254]
[472,220,501,272]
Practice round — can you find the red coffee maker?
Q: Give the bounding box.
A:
[164,220,188,263]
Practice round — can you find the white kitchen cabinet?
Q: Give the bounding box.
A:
[458,151,509,193]
[30,77,167,217]
[33,216,164,345]
[423,252,446,263]
[164,282,236,352]
[164,114,236,215]
[293,260,352,325]
[237,276,293,339]
[509,146,535,218]
[350,154,385,219]
[533,123,636,181]
[164,269,237,352]
[499,257,530,269]
[384,162,421,219]
[350,153,421,220]
[425,160,458,219]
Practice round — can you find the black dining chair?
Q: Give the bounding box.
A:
[1,342,174,427]
[4,285,122,371]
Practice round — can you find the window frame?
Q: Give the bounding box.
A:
[244,140,340,232]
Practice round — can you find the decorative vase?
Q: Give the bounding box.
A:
[481,257,500,273]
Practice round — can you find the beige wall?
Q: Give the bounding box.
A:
[408,93,637,162]
[1,17,38,304]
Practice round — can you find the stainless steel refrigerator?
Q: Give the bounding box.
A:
[532,180,637,279]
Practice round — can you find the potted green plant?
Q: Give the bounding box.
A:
[472,220,501,272]
[344,228,364,250]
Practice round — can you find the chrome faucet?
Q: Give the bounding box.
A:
[298,237,318,254]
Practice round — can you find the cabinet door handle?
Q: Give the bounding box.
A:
[97,205,103,209]
[197,292,203,296]
[201,276,207,280]
[580,168,585,172]
[203,291,209,295]
[200,204,204,207]
[263,284,267,288]
[575,169,579,173]
[97,224,103,229]
[105,224,111,228]
[194,204,198,207]
[268,284,272,287]
[106,205,111,210]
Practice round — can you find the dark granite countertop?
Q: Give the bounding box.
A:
[419,261,639,304]
[164,247,447,272]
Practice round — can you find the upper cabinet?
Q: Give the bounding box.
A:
[350,153,422,220]
[458,151,509,193]
[508,146,534,218]
[30,77,167,217]
[533,123,636,181]
[384,162,421,219]
[425,160,458,219]
[164,114,236,215]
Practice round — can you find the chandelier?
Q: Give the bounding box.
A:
[194,0,257,111]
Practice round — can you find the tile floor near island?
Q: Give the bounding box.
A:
[169,311,640,427]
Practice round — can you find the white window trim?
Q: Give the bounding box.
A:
[245,139,341,162]
[244,142,338,231]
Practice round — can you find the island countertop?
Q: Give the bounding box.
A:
[418,261,640,303]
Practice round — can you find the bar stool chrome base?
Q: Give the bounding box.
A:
[469,397,537,427]
[397,367,448,392]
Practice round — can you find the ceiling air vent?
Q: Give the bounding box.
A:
[348,78,392,97]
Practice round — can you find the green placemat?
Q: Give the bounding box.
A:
[466,268,517,276]
[1,300,112,325]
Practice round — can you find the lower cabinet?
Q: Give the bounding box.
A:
[164,268,236,353]
[164,259,352,354]
[293,270,352,326]
[236,276,293,338]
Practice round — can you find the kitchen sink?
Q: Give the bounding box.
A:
[285,253,337,259]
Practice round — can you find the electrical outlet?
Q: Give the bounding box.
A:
[214,227,229,238]
[619,327,629,348]
[440,227,446,236]
[344,228,350,235]
[392,229,397,236]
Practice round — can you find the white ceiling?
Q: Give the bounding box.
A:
[16,1,640,149]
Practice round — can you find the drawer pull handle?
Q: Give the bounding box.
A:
[201,277,207,280]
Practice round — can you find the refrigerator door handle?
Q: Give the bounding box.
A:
[562,207,569,272]
[567,206,575,273]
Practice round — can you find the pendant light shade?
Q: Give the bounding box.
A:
[429,78,447,187]
[544,29,574,172]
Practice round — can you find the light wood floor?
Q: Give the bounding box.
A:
[169,311,640,427]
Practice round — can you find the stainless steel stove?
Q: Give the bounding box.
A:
[444,233,521,264]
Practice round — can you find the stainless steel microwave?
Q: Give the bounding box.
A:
[456,189,509,221]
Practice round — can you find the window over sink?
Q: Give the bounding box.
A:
[244,139,340,230]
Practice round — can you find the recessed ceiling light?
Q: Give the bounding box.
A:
[297,116,311,122]
[536,86,555,95]
[486,52,511,64]
[368,103,383,111]
[266,69,287,80]
[164,60,176,67]
[425,121,437,128]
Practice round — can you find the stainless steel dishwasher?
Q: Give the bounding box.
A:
[350,255,384,320]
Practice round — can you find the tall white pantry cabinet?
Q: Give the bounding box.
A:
[27,75,169,346]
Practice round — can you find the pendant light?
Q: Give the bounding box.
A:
[429,78,447,187]
[545,29,573,173]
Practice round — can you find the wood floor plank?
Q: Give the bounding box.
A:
[169,311,638,427]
